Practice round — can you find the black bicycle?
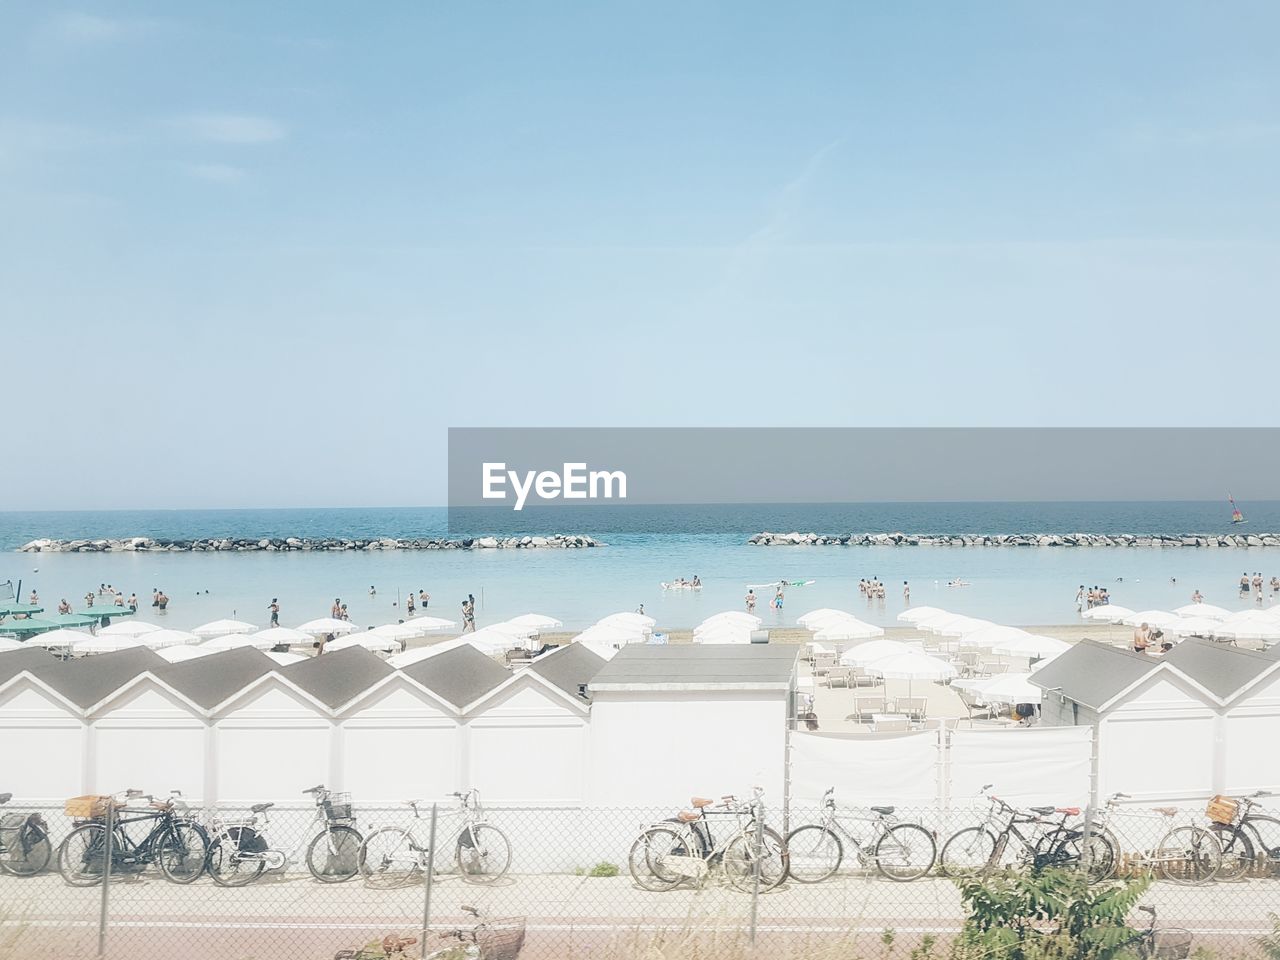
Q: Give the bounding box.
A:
[1207,790,1280,881]
[57,789,209,886]
[941,790,1108,878]
[0,792,51,876]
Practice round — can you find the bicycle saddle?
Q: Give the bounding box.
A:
[381,935,418,952]
[150,800,172,811]
[870,805,895,816]
[251,802,274,814]
[676,810,701,822]
[690,797,713,808]
[1056,807,1081,816]
[1030,806,1055,816]
[0,793,11,805]
[1151,806,1178,817]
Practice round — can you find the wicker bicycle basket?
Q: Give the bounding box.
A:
[476,917,526,960]
[1206,795,1238,825]
[64,795,113,820]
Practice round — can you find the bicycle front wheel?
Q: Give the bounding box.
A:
[1155,826,1221,885]
[1214,826,1255,882]
[875,823,936,881]
[157,821,208,883]
[628,826,690,891]
[456,823,511,883]
[940,827,997,876]
[306,825,363,883]
[0,821,51,876]
[722,827,788,893]
[207,836,266,887]
[359,827,420,887]
[57,823,114,887]
[785,825,842,883]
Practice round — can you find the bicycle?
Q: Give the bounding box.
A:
[1090,793,1223,885]
[628,786,788,893]
[940,789,1105,878]
[334,906,525,960]
[204,785,362,885]
[785,787,936,882]
[57,789,208,886]
[1120,905,1192,960]
[0,792,51,876]
[1205,790,1280,881]
[358,789,512,887]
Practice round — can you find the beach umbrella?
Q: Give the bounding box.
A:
[1173,603,1234,620]
[193,619,258,639]
[367,623,418,644]
[136,628,200,649]
[954,672,1041,706]
[156,645,219,663]
[574,634,620,661]
[694,612,761,634]
[919,613,991,636]
[23,628,88,650]
[266,651,307,665]
[505,613,564,633]
[897,607,948,625]
[461,626,526,655]
[599,612,657,631]
[839,639,915,667]
[71,634,148,654]
[1120,610,1182,630]
[490,620,540,639]
[0,637,24,652]
[989,634,1070,659]
[864,650,957,701]
[99,621,161,638]
[798,611,860,634]
[295,617,360,637]
[388,640,464,669]
[575,623,646,647]
[324,632,400,654]
[1215,611,1280,642]
[1166,617,1223,638]
[956,625,1031,649]
[200,633,275,651]
[1080,605,1133,623]
[399,616,458,635]
[813,619,884,642]
[251,626,314,646]
[693,624,754,645]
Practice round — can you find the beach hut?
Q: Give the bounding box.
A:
[0,648,85,799]
[586,644,798,804]
[464,644,602,804]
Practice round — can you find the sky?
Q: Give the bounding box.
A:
[3,2,1279,510]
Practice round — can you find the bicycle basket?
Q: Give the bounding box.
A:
[323,793,355,822]
[1150,928,1193,960]
[64,795,113,819]
[476,917,526,960]
[1206,795,1238,825]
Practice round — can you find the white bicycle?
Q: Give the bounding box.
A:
[358,789,512,887]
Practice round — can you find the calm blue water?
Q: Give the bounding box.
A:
[3,503,1278,632]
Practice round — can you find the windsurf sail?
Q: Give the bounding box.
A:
[1229,494,1246,524]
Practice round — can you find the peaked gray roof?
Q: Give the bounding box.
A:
[1030,640,1162,710]
[590,643,798,690]
[0,646,59,684]
[153,648,278,709]
[527,643,606,702]
[400,645,509,708]
[1162,638,1280,700]
[278,646,395,709]
[31,647,170,709]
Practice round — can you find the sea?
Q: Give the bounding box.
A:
[3,502,1279,633]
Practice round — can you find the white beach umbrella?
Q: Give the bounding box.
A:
[1080,605,1133,623]
[155,645,219,663]
[897,606,948,624]
[1166,617,1224,638]
[99,620,161,637]
[954,672,1041,705]
[575,635,620,660]
[24,629,88,650]
[0,637,25,652]
[137,628,200,649]
[251,626,314,646]
[956,625,1031,649]
[693,625,754,645]
[1120,610,1182,630]
[324,632,400,654]
[576,623,646,647]
[865,649,957,700]
[813,619,884,642]
[798,609,855,629]
[990,634,1070,659]
[1215,611,1280,642]
[266,651,307,665]
[193,619,258,639]
[505,613,564,633]
[840,639,914,667]
[462,626,526,655]
[295,617,360,637]
[399,616,458,635]
[599,612,657,630]
[200,633,275,651]
[71,634,148,654]
[367,623,419,644]
[695,612,761,634]
[921,613,992,637]
[1173,603,1234,620]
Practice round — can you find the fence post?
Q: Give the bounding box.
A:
[97,799,114,959]
[420,803,438,960]
[749,799,763,946]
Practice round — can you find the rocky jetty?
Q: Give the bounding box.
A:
[18,534,604,553]
[749,531,1280,548]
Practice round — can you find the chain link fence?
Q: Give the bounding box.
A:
[2,795,1279,959]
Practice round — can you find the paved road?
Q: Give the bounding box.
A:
[3,871,1276,959]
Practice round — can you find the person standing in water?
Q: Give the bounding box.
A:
[773,588,784,610]
[462,597,476,632]
[745,589,756,613]
[407,592,416,615]
[268,598,280,627]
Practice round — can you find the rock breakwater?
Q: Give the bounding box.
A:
[18,534,604,553]
[749,531,1280,547]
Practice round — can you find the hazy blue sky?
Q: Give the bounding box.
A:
[4,3,1279,509]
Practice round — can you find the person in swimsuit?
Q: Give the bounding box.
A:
[419,589,429,608]
[773,589,784,610]
[1191,589,1203,603]
[462,598,476,632]
[157,591,168,611]
[85,592,94,608]
[407,593,416,615]
[1133,622,1151,654]
[331,598,342,618]
[57,598,72,614]
[745,589,756,613]
[268,598,280,626]
[128,593,138,612]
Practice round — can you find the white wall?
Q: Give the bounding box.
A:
[90,679,206,798]
[0,679,85,800]
[588,691,787,805]
[341,679,459,800]
[214,682,333,802]
[468,680,588,803]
